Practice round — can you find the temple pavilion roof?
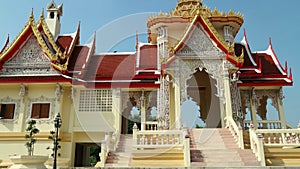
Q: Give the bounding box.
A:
[236,31,293,87]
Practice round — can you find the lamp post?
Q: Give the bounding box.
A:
[53,113,62,169]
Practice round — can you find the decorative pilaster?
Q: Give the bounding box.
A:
[250,89,258,129]
[157,75,170,130]
[19,84,28,102]
[55,83,63,101]
[277,87,286,128]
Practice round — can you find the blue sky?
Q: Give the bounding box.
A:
[0,0,299,127]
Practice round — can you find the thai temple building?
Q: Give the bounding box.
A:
[0,0,299,168]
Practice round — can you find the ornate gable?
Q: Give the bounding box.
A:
[0,35,59,75]
[177,24,223,58]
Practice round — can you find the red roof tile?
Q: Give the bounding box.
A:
[56,35,73,53]
[68,45,90,72]
[139,45,157,70]
[84,53,136,80]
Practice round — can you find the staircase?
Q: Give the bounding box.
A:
[131,133,185,167]
[189,128,260,167]
[105,134,132,167]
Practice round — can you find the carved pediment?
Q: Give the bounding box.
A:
[177,24,223,58]
[1,35,59,75]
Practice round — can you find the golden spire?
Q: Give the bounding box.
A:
[40,8,45,20]
[29,8,34,22]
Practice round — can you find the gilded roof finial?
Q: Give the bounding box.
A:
[29,8,34,22]
[40,8,45,20]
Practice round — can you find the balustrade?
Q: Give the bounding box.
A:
[143,121,158,131]
[97,131,120,167]
[226,116,244,149]
[132,123,190,166]
[244,120,283,129]
[257,129,300,145]
[133,130,184,148]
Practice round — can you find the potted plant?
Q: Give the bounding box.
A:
[9,120,48,169]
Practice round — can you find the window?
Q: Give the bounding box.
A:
[31,103,50,119]
[50,12,55,19]
[79,90,112,112]
[0,103,15,119]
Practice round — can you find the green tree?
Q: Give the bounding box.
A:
[25,120,40,156]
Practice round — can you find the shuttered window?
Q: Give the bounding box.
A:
[0,104,15,119]
[31,103,50,119]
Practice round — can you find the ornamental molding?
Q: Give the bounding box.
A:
[240,90,251,109]
[251,89,281,111]
[171,58,225,104]
[156,76,171,130]
[177,25,224,58]
[19,84,28,102]
[26,95,56,124]
[55,84,63,101]
[1,35,59,75]
[0,96,21,124]
[121,91,151,112]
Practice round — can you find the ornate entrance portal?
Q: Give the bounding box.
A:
[185,69,221,128]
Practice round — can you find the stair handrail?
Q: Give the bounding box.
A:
[249,124,266,166]
[225,116,244,149]
[97,130,120,167]
[254,128,300,146]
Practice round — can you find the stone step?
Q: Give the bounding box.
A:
[189,128,260,167]
[205,161,245,167]
[131,159,184,167]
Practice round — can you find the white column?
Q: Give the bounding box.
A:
[223,76,233,127]
[140,91,146,131]
[277,93,286,129]
[174,81,181,129]
[250,95,258,129]
[113,89,122,132]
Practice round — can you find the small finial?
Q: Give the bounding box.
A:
[29,8,34,22]
[40,8,44,19]
[269,37,273,47]
[135,31,139,51]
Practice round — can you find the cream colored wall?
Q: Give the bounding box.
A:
[27,84,57,131]
[0,141,51,161]
[72,87,119,132]
[0,83,74,164]
[0,85,22,132]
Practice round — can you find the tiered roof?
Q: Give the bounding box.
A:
[236,31,293,86]
[0,9,160,88]
[0,1,293,88]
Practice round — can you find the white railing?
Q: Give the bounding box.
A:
[226,117,244,149]
[248,124,300,166]
[133,130,184,148]
[249,125,266,166]
[143,121,158,131]
[244,120,284,129]
[132,124,190,166]
[97,131,120,167]
[256,128,300,146]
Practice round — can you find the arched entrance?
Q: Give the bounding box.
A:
[183,69,221,128]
